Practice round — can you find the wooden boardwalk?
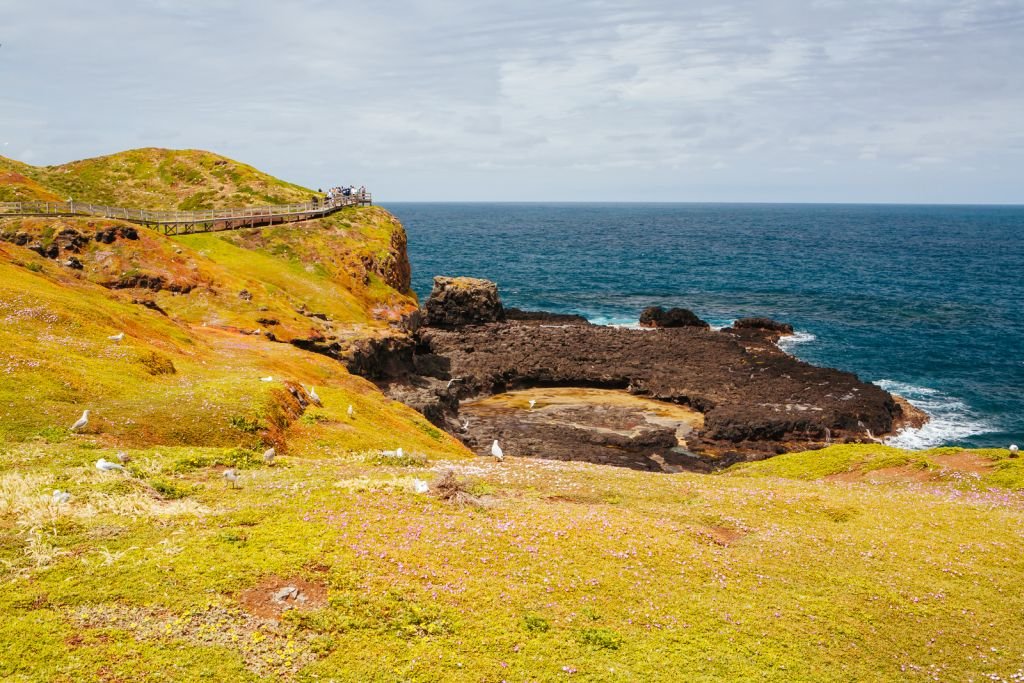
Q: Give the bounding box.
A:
[0,192,372,236]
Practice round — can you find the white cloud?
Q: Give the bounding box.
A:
[0,0,1021,201]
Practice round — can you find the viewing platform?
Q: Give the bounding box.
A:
[0,191,372,236]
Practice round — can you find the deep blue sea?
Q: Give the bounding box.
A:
[384,203,1024,449]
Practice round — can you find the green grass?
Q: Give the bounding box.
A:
[1,148,314,209]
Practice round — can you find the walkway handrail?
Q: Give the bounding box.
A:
[0,192,372,234]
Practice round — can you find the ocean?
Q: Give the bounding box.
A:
[384,202,1024,449]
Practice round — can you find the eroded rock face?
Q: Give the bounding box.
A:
[639,306,710,329]
[422,276,506,328]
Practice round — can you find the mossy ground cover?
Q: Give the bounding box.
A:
[2,444,1023,681]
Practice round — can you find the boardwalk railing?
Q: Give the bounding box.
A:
[0,192,372,235]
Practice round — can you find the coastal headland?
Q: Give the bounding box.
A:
[1,149,1021,682]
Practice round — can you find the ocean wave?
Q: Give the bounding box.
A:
[875,379,994,449]
[776,331,817,353]
[585,315,645,329]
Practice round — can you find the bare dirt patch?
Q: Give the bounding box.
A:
[238,576,328,620]
[932,451,993,475]
[695,525,746,547]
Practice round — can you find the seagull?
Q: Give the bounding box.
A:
[115,451,131,464]
[223,468,239,488]
[253,328,262,336]
[460,417,470,432]
[491,440,504,462]
[1011,444,1019,457]
[381,447,404,458]
[108,332,125,342]
[260,376,274,382]
[347,404,354,419]
[446,378,461,390]
[308,387,322,406]
[70,410,89,432]
[95,458,125,472]
[263,447,276,465]
[412,479,429,494]
[528,399,536,410]
[52,489,71,505]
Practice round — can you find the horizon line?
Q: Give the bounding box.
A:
[376,199,1024,208]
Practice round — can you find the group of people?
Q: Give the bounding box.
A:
[320,185,366,204]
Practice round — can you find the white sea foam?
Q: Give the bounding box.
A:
[875,379,993,449]
[586,316,651,330]
[775,330,817,353]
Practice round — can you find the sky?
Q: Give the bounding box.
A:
[1,0,1022,203]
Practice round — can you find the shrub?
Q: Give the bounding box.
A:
[523,613,550,633]
[577,627,623,650]
[136,351,176,376]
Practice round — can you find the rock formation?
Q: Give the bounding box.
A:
[351,277,912,470]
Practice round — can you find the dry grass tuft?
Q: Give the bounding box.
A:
[431,469,482,506]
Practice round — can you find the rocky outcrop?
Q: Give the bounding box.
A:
[731,317,795,335]
[422,276,505,328]
[639,306,710,329]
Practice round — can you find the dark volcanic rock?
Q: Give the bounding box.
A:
[505,308,590,325]
[422,276,505,328]
[732,317,795,335]
[417,321,899,454]
[639,306,710,329]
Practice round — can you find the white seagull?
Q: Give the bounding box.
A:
[1011,444,1019,457]
[528,399,536,410]
[412,479,429,494]
[347,404,354,419]
[260,376,274,382]
[52,489,71,505]
[70,410,90,432]
[491,440,504,462]
[308,387,322,406]
[108,332,125,342]
[95,458,125,472]
[263,447,276,465]
[223,468,240,488]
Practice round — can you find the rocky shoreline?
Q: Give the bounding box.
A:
[351,276,926,472]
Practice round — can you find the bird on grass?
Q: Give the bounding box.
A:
[70,410,89,432]
[381,447,404,458]
[95,458,125,473]
[528,399,536,410]
[347,404,354,419]
[115,451,131,464]
[51,489,71,505]
[108,332,125,342]
[491,440,504,462]
[412,479,429,494]
[260,376,274,382]
[1011,444,1019,458]
[308,387,322,406]
[223,468,240,488]
[263,447,276,465]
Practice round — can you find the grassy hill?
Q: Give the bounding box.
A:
[0,148,314,209]
[1,150,1022,681]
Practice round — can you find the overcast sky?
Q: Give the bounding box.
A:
[1,0,1022,202]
